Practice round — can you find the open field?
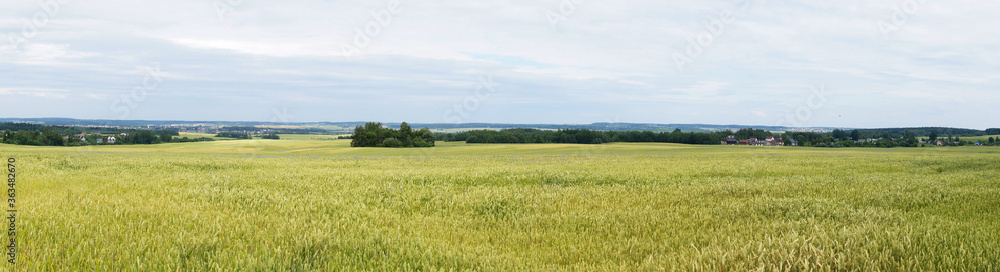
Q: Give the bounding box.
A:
[958,135,1000,142]
[3,140,999,271]
[176,132,235,140]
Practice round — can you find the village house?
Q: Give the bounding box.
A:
[723,135,738,145]
[731,136,785,146]
[107,136,117,144]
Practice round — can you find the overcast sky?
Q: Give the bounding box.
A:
[1,0,997,129]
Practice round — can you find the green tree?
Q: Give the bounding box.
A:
[380,138,403,147]
[129,130,159,144]
[903,132,917,147]
[850,130,860,141]
[399,122,413,146]
[989,137,995,145]
[929,131,938,142]
[160,131,173,143]
[832,129,847,140]
[40,128,64,146]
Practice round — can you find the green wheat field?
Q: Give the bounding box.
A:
[3,138,999,271]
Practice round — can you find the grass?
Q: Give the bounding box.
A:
[176,132,235,140]
[2,139,999,271]
[957,134,1000,142]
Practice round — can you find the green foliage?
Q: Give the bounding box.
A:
[123,130,160,145]
[176,137,215,143]
[261,133,281,140]
[446,128,730,145]
[380,138,404,147]
[351,122,435,148]
[215,132,252,139]
[160,132,173,143]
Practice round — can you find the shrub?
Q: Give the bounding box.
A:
[381,138,403,148]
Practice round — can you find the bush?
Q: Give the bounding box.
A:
[380,138,403,148]
[412,138,431,148]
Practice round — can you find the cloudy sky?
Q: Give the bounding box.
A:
[1,0,997,129]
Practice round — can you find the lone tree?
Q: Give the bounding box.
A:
[929,131,938,142]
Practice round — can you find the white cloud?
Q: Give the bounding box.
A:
[0,0,996,128]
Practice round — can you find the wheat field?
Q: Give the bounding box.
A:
[2,139,999,271]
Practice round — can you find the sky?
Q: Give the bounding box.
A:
[1,0,998,129]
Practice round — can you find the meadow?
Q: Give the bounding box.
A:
[3,138,999,271]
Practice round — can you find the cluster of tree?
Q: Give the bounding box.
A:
[0,123,180,137]
[0,129,67,146]
[216,126,327,134]
[215,132,252,139]
[987,128,1000,135]
[351,122,435,148]
[174,137,216,143]
[853,127,990,138]
[0,128,186,146]
[261,133,280,140]
[784,130,913,148]
[437,128,748,145]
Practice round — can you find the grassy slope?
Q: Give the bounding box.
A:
[2,140,999,271]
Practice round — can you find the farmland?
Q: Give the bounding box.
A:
[3,139,999,271]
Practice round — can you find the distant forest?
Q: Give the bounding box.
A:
[0,122,194,146]
[436,127,1000,148]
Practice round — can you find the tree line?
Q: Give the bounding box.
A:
[351,122,435,148]
[1,128,198,146]
[433,127,1000,148]
[436,128,753,145]
[215,132,252,139]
